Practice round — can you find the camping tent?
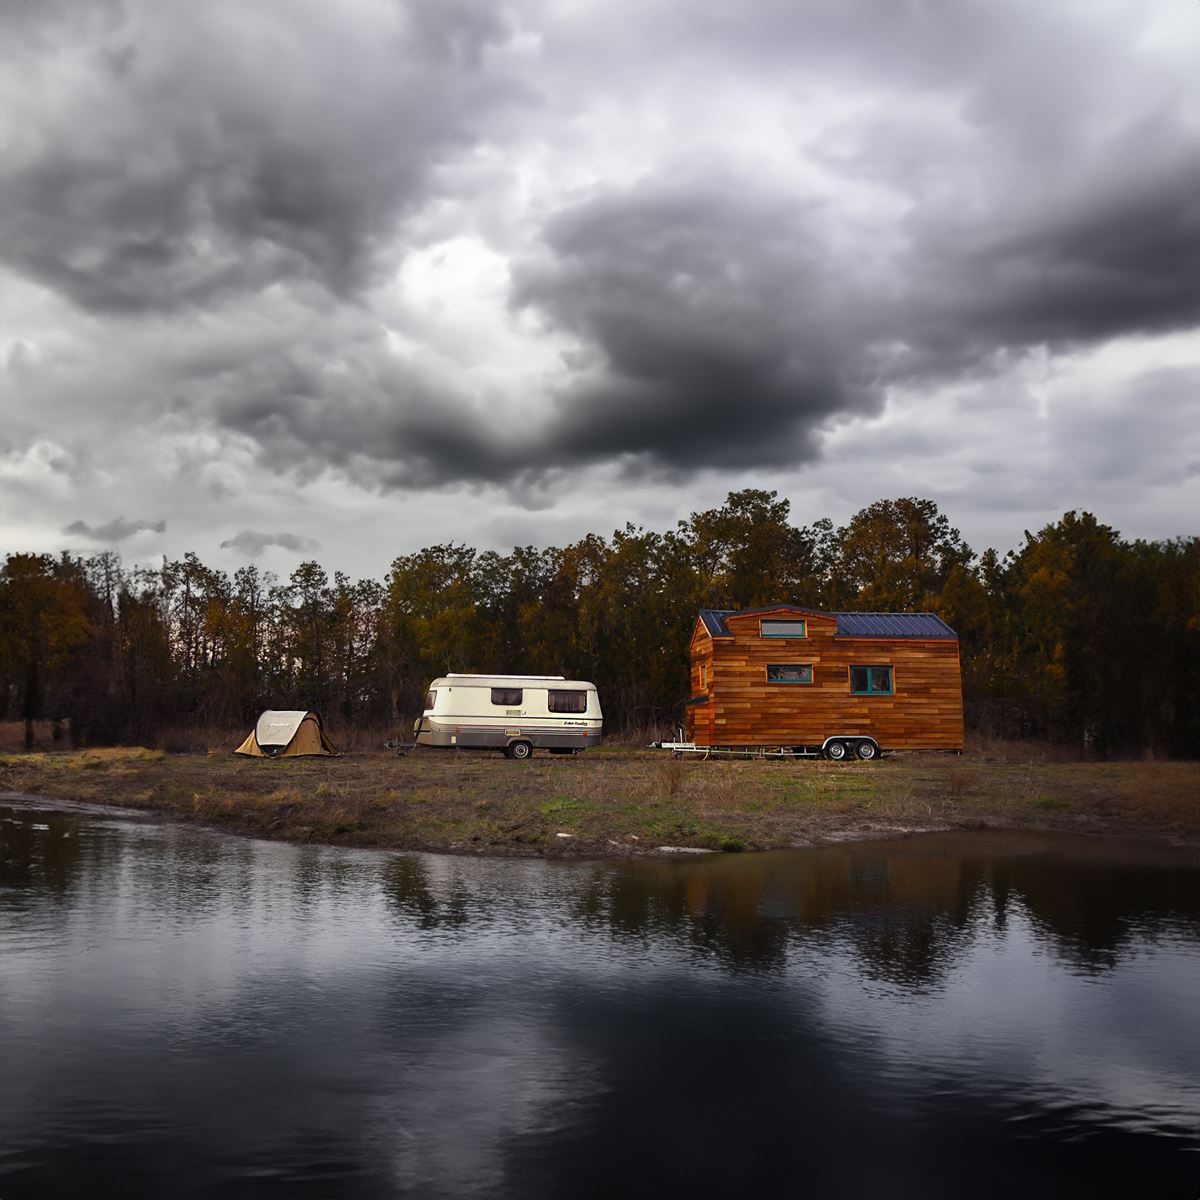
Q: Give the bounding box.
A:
[234,710,340,758]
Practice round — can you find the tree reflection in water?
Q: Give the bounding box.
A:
[565,834,1199,987]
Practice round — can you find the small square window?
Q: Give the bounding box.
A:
[491,688,523,706]
[766,663,813,683]
[850,665,893,695]
[761,619,806,638]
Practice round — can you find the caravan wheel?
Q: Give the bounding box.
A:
[856,739,879,761]
[824,740,849,761]
[507,740,533,761]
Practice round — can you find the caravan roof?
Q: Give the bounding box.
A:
[430,674,595,690]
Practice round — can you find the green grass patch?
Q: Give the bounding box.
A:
[539,795,583,816]
[1029,794,1070,811]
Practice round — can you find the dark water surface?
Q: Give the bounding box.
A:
[1,798,1197,1199]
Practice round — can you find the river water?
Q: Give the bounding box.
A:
[0,797,1196,1199]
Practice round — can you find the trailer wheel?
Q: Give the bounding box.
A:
[824,740,848,761]
[856,739,879,761]
[507,740,533,761]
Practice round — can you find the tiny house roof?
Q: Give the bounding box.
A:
[698,607,957,639]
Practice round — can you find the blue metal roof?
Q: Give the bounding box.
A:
[833,611,956,639]
[697,607,956,639]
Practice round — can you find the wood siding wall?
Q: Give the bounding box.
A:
[686,626,716,744]
[685,611,963,750]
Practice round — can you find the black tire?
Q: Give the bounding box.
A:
[824,740,848,761]
[508,740,533,761]
[856,739,879,761]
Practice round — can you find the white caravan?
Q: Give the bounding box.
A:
[414,674,603,759]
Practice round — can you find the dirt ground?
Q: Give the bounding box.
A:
[1,742,1197,858]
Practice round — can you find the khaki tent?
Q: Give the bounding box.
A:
[234,710,339,758]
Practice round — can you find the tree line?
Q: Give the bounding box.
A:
[1,492,1196,755]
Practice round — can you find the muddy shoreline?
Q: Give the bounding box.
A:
[1,748,1197,860]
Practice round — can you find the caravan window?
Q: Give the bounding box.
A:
[491,688,523,706]
[548,689,587,713]
[424,690,437,710]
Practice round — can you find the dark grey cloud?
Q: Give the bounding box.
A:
[220,531,321,557]
[506,142,1199,479]
[0,0,527,313]
[196,124,1200,493]
[898,153,1200,374]
[64,517,166,542]
[204,339,512,489]
[511,177,878,473]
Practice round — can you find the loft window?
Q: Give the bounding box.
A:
[548,689,587,713]
[700,665,708,689]
[766,663,813,684]
[761,619,806,638]
[491,688,523,706]
[850,666,894,695]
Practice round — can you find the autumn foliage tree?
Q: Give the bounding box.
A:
[0,554,92,748]
[1,496,1195,755]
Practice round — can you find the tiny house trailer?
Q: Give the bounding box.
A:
[414,674,603,759]
[666,605,964,760]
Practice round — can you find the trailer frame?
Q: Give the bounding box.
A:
[651,732,886,761]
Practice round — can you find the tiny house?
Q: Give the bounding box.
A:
[415,674,603,759]
[685,606,963,758]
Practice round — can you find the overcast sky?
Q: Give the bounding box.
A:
[2,0,1197,579]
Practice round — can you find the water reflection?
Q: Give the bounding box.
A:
[0,800,1196,1199]
[571,835,1200,987]
[0,803,83,893]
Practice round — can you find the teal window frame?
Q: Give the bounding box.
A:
[760,619,806,638]
[850,665,894,695]
[766,663,813,684]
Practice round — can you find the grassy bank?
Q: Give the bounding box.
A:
[2,745,1197,857]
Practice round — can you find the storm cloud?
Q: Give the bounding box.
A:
[220,531,321,557]
[1,0,1196,569]
[64,518,166,542]
[0,0,525,312]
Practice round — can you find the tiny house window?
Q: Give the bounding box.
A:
[548,689,587,713]
[766,663,812,684]
[424,690,437,710]
[761,619,806,638]
[491,688,523,706]
[850,666,894,695]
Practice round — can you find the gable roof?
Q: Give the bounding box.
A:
[697,607,957,639]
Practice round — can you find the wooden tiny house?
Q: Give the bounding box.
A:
[685,606,964,758]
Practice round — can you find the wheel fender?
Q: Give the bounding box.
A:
[821,736,852,755]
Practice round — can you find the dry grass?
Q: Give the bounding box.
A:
[0,743,1195,858]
